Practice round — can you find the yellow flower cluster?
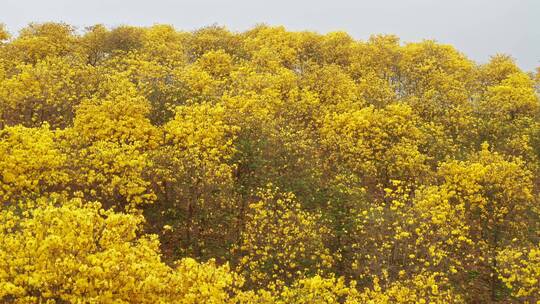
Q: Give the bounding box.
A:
[0,198,239,303]
[236,186,332,289]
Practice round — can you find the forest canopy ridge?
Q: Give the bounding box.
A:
[0,22,539,303]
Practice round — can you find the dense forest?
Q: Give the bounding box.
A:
[0,22,539,303]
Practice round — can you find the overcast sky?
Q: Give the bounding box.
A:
[2,0,539,71]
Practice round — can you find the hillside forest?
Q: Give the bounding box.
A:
[0,22,539,303]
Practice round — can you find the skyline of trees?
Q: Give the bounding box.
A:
[0,22,539,303]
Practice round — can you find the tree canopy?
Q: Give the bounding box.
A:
[0,22,539,303]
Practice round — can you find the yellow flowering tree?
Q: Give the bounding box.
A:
[496,244,540,302]
[235,186,333,289]
[0,198,241,303]
[320,103,429,192]
[2,22,77,64]
[146,102,239,259]
[0,124,68,203]
[0,56,97,128]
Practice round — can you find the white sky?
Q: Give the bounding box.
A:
[1,0,539,71]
